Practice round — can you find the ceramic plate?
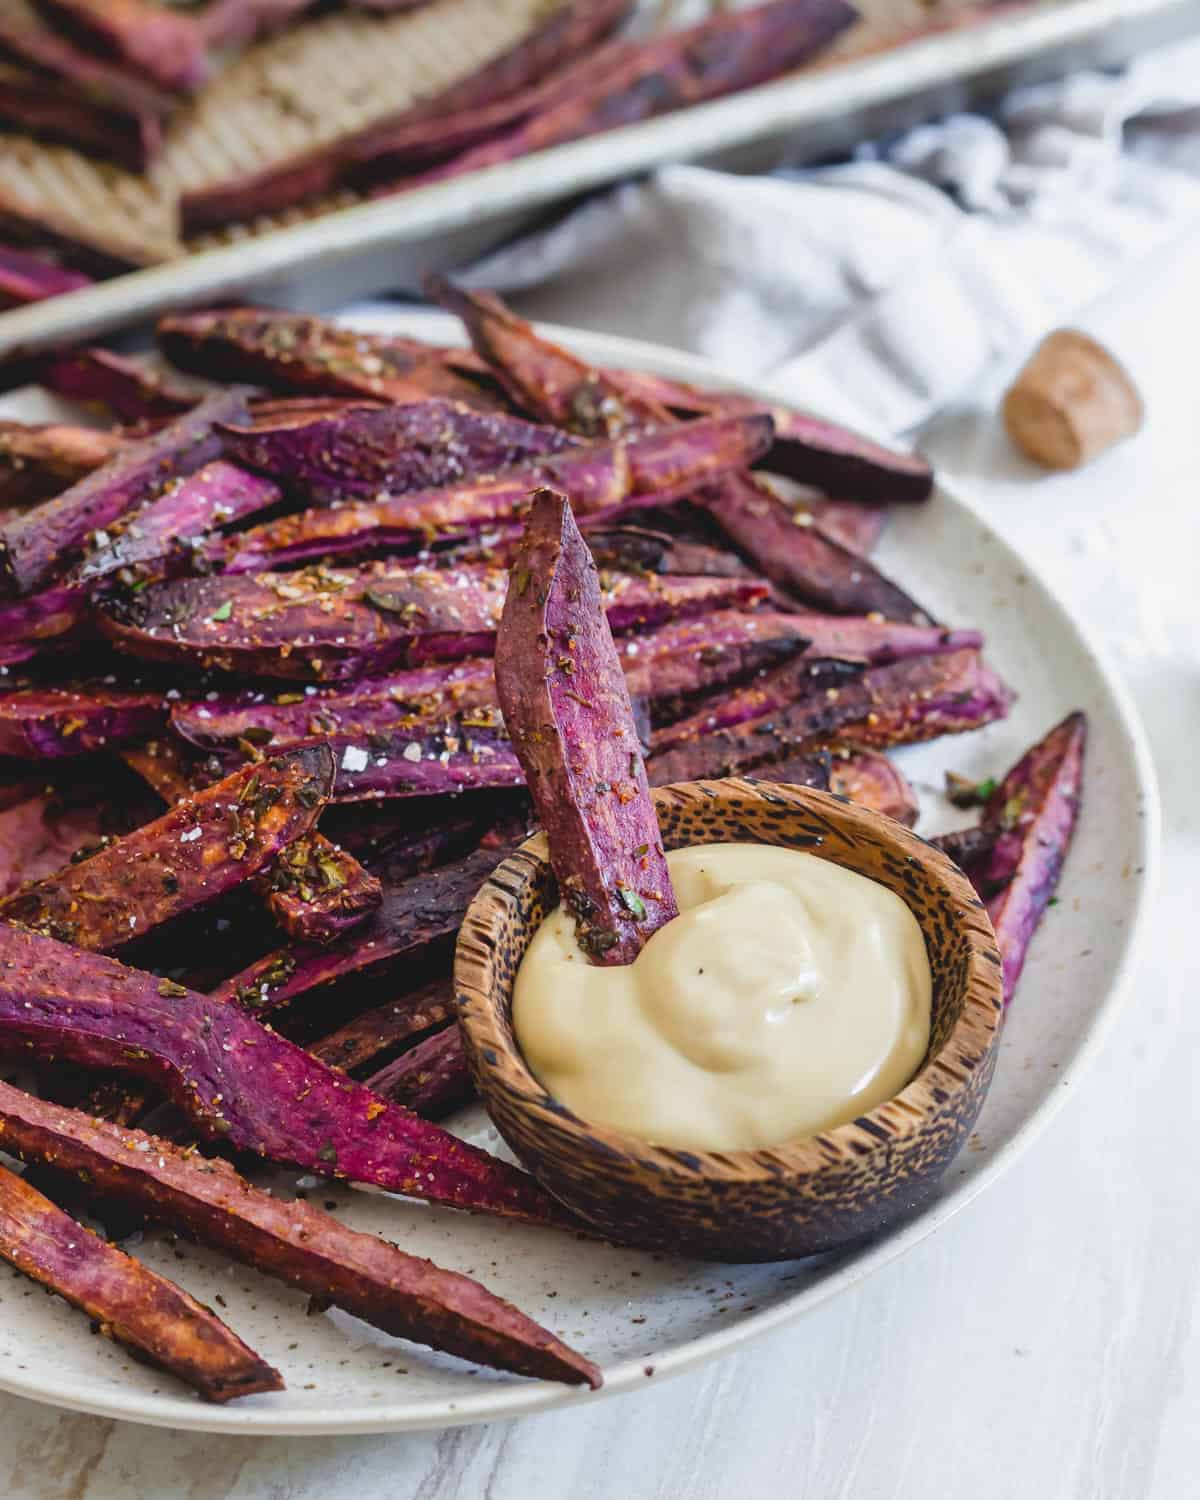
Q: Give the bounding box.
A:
[0,314,1159,1434]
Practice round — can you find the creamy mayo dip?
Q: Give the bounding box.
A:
[513,843,932,1151]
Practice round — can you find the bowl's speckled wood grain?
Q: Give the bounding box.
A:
[0,313,1158,1433]
[456,780,1004,1262]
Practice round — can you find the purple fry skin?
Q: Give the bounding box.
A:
[0,244,90,307]
[0,422,126,509]
[784,613,983,665]
[428,278,662,437]
[0,787,111,898]
[170,611,807,753]
[978,711,1087,1002]
[99,561,767,682]
[307,975,455,1073]
[608,367,934,504]
[650,655,864,754]
[219,399,578,506]
[40,349,196,424]
[702,473,933,623]
[0,745,333,950]
[0,1160,283,1403]
[32,0,208,92]
[178,0,633,233]
[69,461,282,588]
[0,388,250,597]
[0,923,571,1230]
[435,281,929,510]
[0,1079,597,1387]
[647,649,1015,784]
[0,0,176,170]
[384,1,857,200]
[211,411,773,573]
[0,683,163,759]
[826,748,919,827]
[170,658,498,749]
[157,309,499,409]
[570,525,756,579]
[198,0,321,47]
[0,583,86,646]
[495,488,677,964]
[663,749,831,793]
[365,1024,473,1121]
[929,824,1000,871]
[211,842,516,1016]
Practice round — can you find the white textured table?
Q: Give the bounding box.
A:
[0,231,1196,1500]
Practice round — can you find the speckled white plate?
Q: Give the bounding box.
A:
[0,314,1159,1434]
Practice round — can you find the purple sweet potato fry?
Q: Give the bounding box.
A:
[179,0,632,232]
[220,399,578,505]
[0,243,90,307]
[171,657,498,751]
[784,613,982,665]
[0,583,86,646]
[212,841,513,1015]
[40,349,197,424]
[347,40,637,185]
[119,736,216,806]
[100,561,766,682]
[496,488,677,963]
[702,473,932,622]
[169,612,806,753]
[647,649,1014,784]
[212,411,772,573]
[978,711,1087,1002]
[0,643,38,668]
[365,1023,472,1120]
[157,309,498,409]
[803,499,889,556]
[0,745,332,949]
[583,525,757,579]
[0,388,250,597]
[651,743,832,790]
[386,0,857,200]
[198,0,320,47]
[650,654,862,754]
[929,824,1000,871]
[0,421,125,509]
[0,789,107,897]
[826,747,919,826]
[32,0,208,92]
[0,62,157,174]
[606,367,933,504]
[618,610,809,701]
[263,834,383,945]
[0,19,173,170]
[0,1080,598,1385]
[0,1160,283,1402]
[0,924,570,1228]
[428,278,664,437]
[308,975,454,1073]
[0,683,163,759]
[69,461,282,588]
[322,717,524,803]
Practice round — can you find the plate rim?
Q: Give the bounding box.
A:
[0,313,1162,1435]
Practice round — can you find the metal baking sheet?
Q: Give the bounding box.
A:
[0,0,1196,360]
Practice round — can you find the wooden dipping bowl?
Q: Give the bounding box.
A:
[455,779,1004,1262]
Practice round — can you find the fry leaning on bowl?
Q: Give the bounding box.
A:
[454,487,1005,1263]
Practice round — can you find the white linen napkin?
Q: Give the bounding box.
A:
[362,33,1200,437]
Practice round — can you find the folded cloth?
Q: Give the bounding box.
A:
[370,33,1200,436]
